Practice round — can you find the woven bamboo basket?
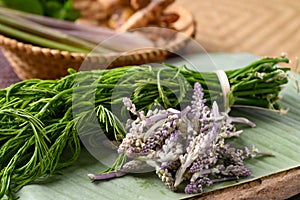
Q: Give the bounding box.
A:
[0,4,195,80]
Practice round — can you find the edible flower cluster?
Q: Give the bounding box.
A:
[116,82,259,193]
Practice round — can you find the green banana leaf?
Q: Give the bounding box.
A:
[17,53,300,200]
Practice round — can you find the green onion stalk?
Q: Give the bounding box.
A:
[0,55,291,199]
[0,6,154,53]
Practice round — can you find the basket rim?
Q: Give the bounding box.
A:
[0,34,86,57]
[0,4,196,61]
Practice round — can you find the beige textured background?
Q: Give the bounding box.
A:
[176,0,300,72]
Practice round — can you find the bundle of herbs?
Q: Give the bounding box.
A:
[0,55,291,199]
[88,83,262,193]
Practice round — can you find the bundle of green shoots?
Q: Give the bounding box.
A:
[0,55,291,199]
[0,6,153,53]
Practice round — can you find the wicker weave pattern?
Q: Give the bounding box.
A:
[0,34,187,79]
[0,4,195,80]
[0,35,86,79]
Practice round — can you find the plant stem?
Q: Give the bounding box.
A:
[0,23,90,53]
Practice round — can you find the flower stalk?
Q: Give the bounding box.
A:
[89,82,264,194]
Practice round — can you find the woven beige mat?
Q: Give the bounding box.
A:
[177,0,300,72]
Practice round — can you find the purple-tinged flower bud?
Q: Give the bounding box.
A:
[156,167,176,191]
[184,177,212,194]
[221,164,251,177]
[123,97,137,115]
